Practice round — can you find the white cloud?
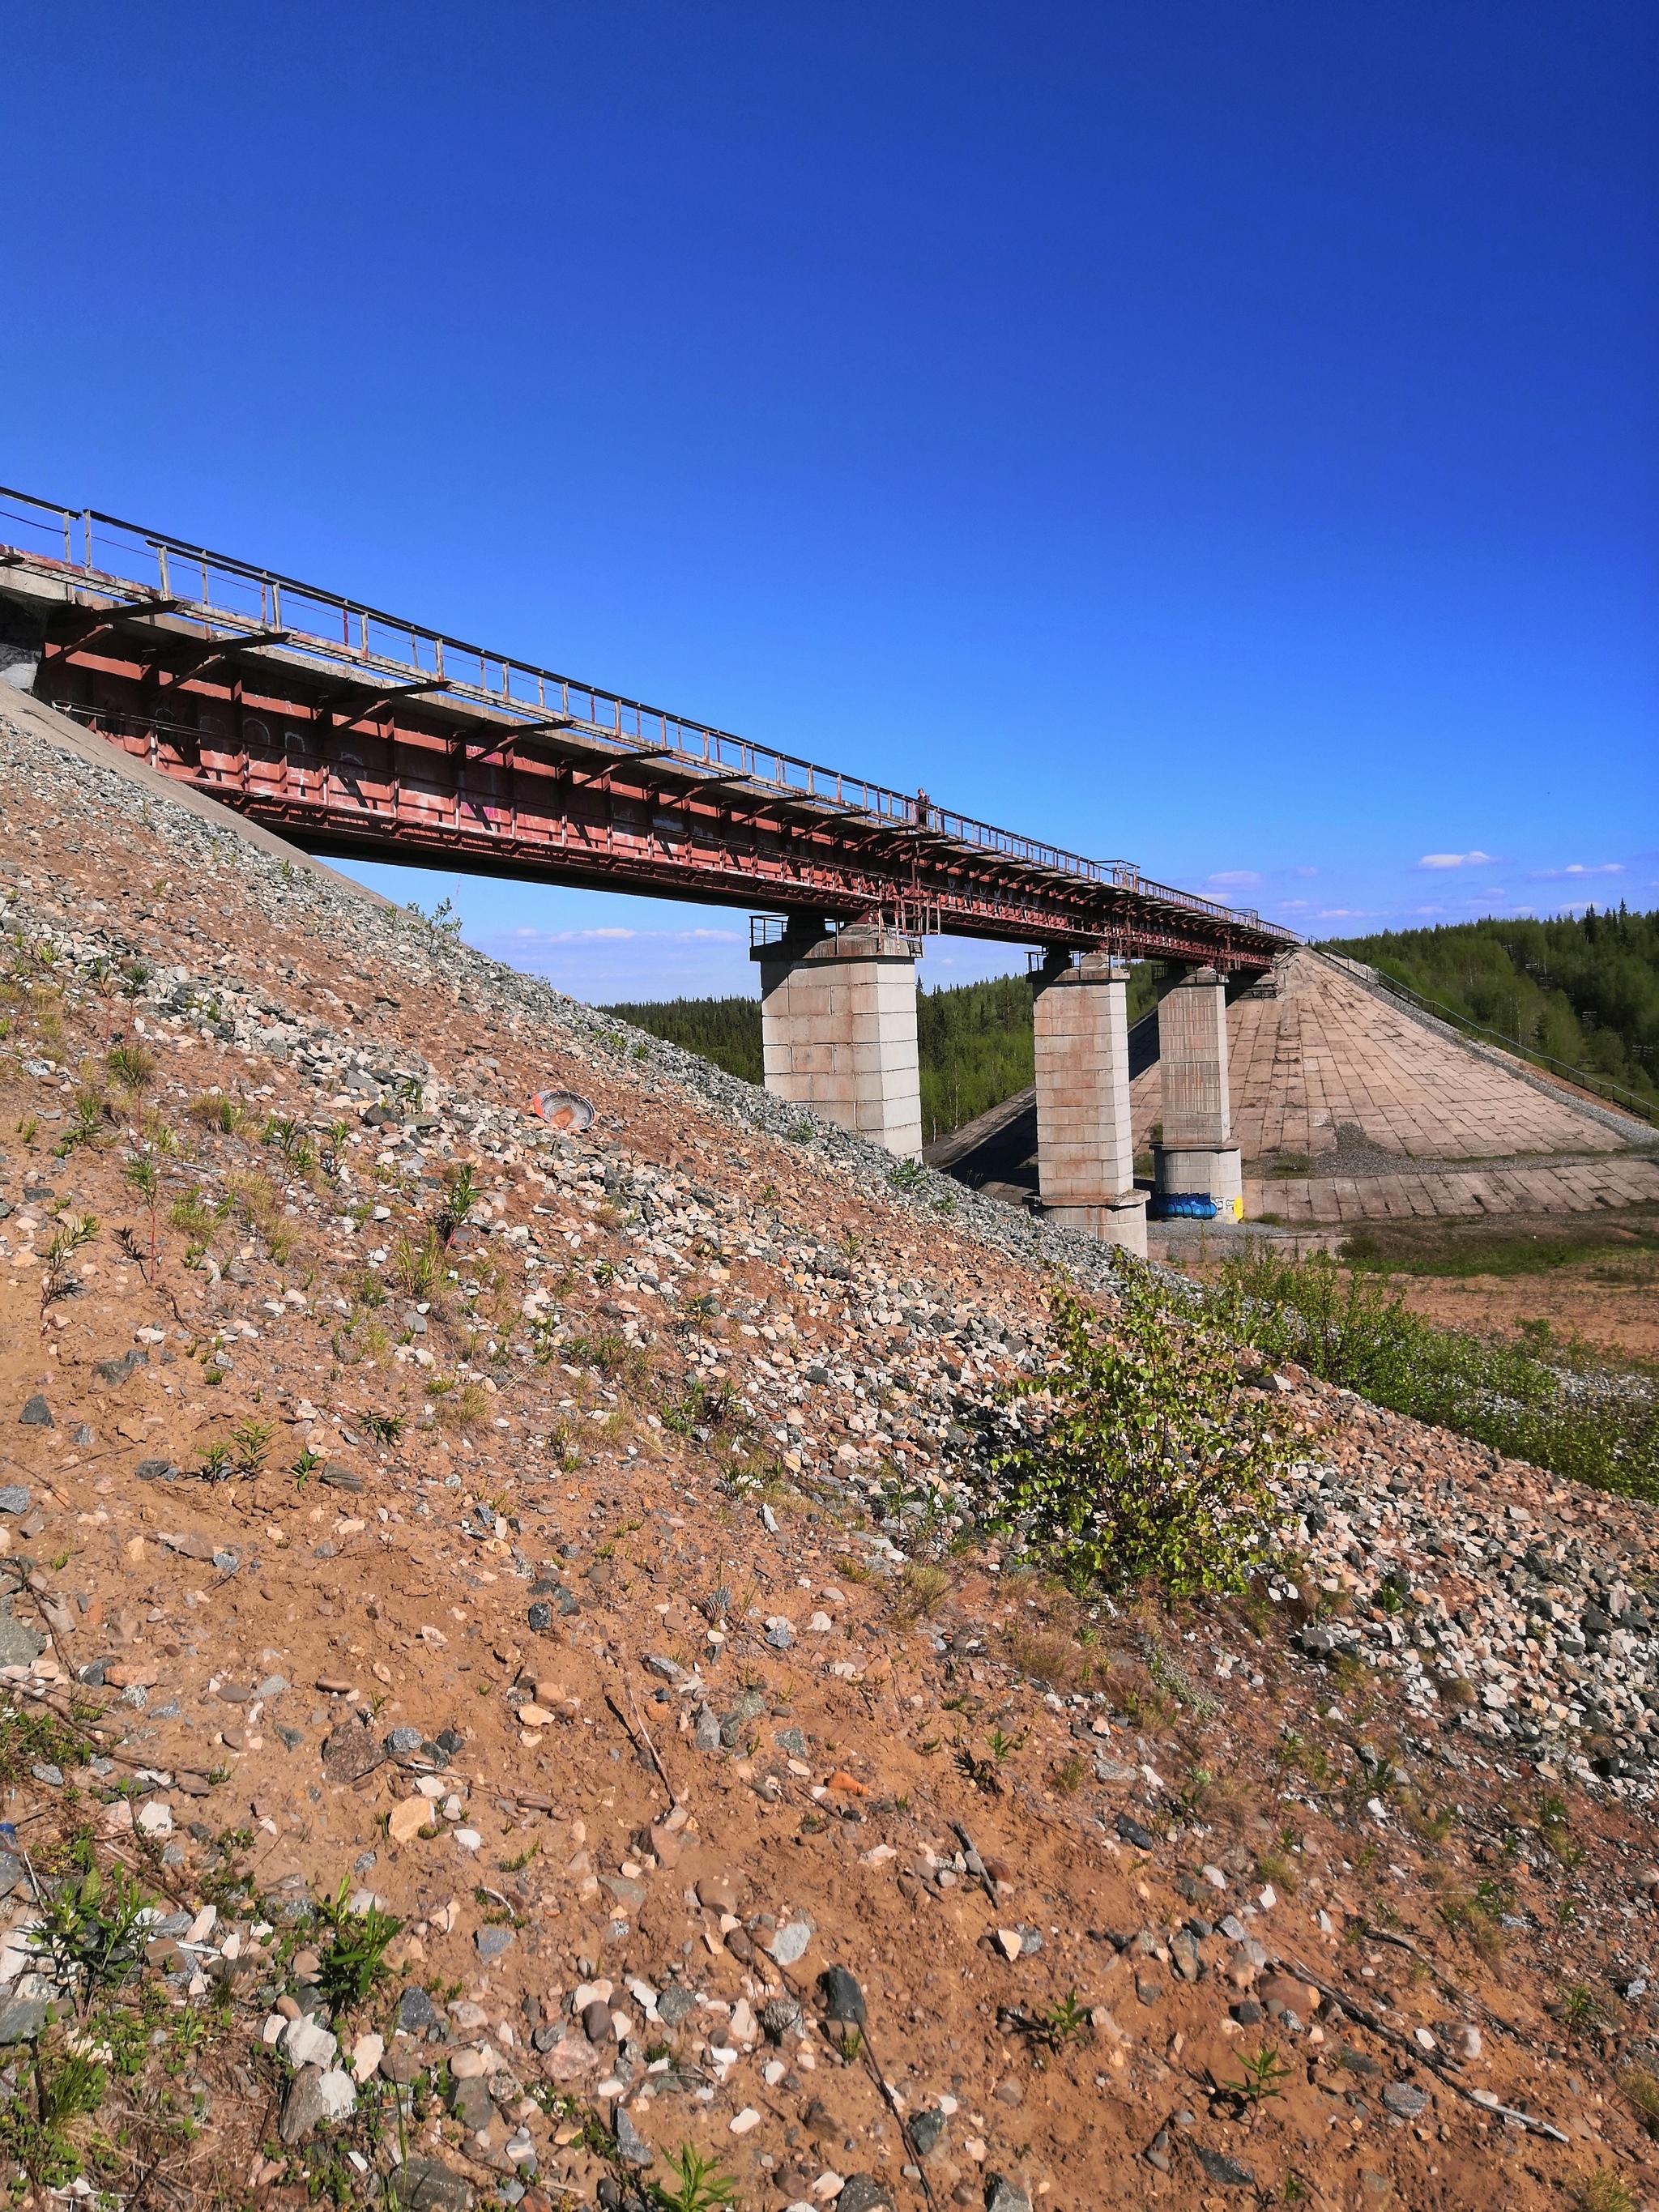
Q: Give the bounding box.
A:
[1207,870,1262,889]
[675,927,742,943]
[1417,850,1493,870]
[1294,866,1319,878]
[1528,862,1623,880]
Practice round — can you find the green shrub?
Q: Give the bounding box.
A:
[1205,1244,1659,1501]
[980,1279,1287,1598]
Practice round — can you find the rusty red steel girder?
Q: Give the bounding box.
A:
[0,489,1298,969]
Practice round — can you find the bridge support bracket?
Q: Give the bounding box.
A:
[753,918,923,1160]
[1031,949,1148,1258]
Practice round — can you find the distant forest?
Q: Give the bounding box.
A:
[1322,906,1659,1106]
[605,962,1161,1144]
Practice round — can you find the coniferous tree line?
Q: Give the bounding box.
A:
[1321,906,1659,1105]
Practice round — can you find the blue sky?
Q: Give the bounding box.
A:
[4,3,1655,1002]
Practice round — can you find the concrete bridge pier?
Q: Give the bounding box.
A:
[1152,963,1243,1215]
[753,917,923,1158]
[1031,949,1149,1255]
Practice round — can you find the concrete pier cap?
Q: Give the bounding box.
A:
[1030,946,1148,1258]
[752,913,923,1159]
[1153,961,1243,1217]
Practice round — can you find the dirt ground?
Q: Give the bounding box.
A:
[4,709,1659,2212]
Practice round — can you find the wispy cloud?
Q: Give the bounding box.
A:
[1417,850,1493,870]
[1206,869,1261,889]
[1527,862,1623,880]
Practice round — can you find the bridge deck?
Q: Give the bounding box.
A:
[0,487,1297,969]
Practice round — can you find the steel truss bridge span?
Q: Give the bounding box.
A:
[0,489,1298,970]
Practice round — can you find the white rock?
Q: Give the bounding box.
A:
[136,1802,173,1837]
[453,1828,482,1852]
[352,2032,385,2081]
[283,2018,338,2069]
[730,2108,761,2134]
[317,2069,356,2120]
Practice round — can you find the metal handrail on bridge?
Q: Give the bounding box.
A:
[0,484,1297,948]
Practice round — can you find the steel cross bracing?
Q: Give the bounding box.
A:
[0,488,1298,970]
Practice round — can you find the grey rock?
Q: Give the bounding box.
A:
[279,2063,332,2145]
[642,1652,683,1681]
[693,1707,721,1754]
[657,1984,696,2027]
[838,2180,893,2212]
[0,1997,49,2045]
[449,2073,494,2133]
[0,1600,45,1669]
[765,1619,793,1651]
[719,1689,767,1747]
[1115,1813,1157,1851]
[527,1602,552,1634]
[0,1487,28,1515]
[18,1396,51,1428]
[770,1920,813,1967]
[761,1996,803,2040]
[475,1927,514,1963]
[134,1460,177,1482]
[1170,1929,1200,1981]
[820,1964,867,2027]
[602,1877,646,1908]
[0,1853,23,1899]
[1383,2081,1429,2120]
[614,2107,655,2168]
[583,2000,616,2044]
[372,2157,471,2212]
[30,1763,62,1788]
[386,1726,426,1754]
[984,2180,1032,2212]
[774,1726,808,1759]
[909,2109,947,2156]
[1195,2148,1256,2186]
[394,1981,437,2026]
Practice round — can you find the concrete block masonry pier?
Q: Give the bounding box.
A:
[1152,963,1243,1213]
[753,917,923,1158]
[1031,949,1148,1255]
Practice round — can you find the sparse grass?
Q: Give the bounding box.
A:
[188,1089,250,1136]
[390,1224,444,1301]
[431,1379,488,1431]
[104,1042,156,1093]
[1618,2063,1659,2137]
[894,1562,951,1625]
[1577,2169,1638,2212]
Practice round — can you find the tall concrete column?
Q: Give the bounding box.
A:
[1153,964,1243,1215]
[753,918,922,1158]
[1031,949,1148,1256]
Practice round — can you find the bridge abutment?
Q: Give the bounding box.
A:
[1031,949,1149,1255]
[753,919,923,1158]
[1152,964,1243,1215]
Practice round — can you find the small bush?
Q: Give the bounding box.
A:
[314,1879,403,2014]
[980,1281,1287,1598]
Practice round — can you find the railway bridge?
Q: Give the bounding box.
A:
[0,488,1298,1253]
